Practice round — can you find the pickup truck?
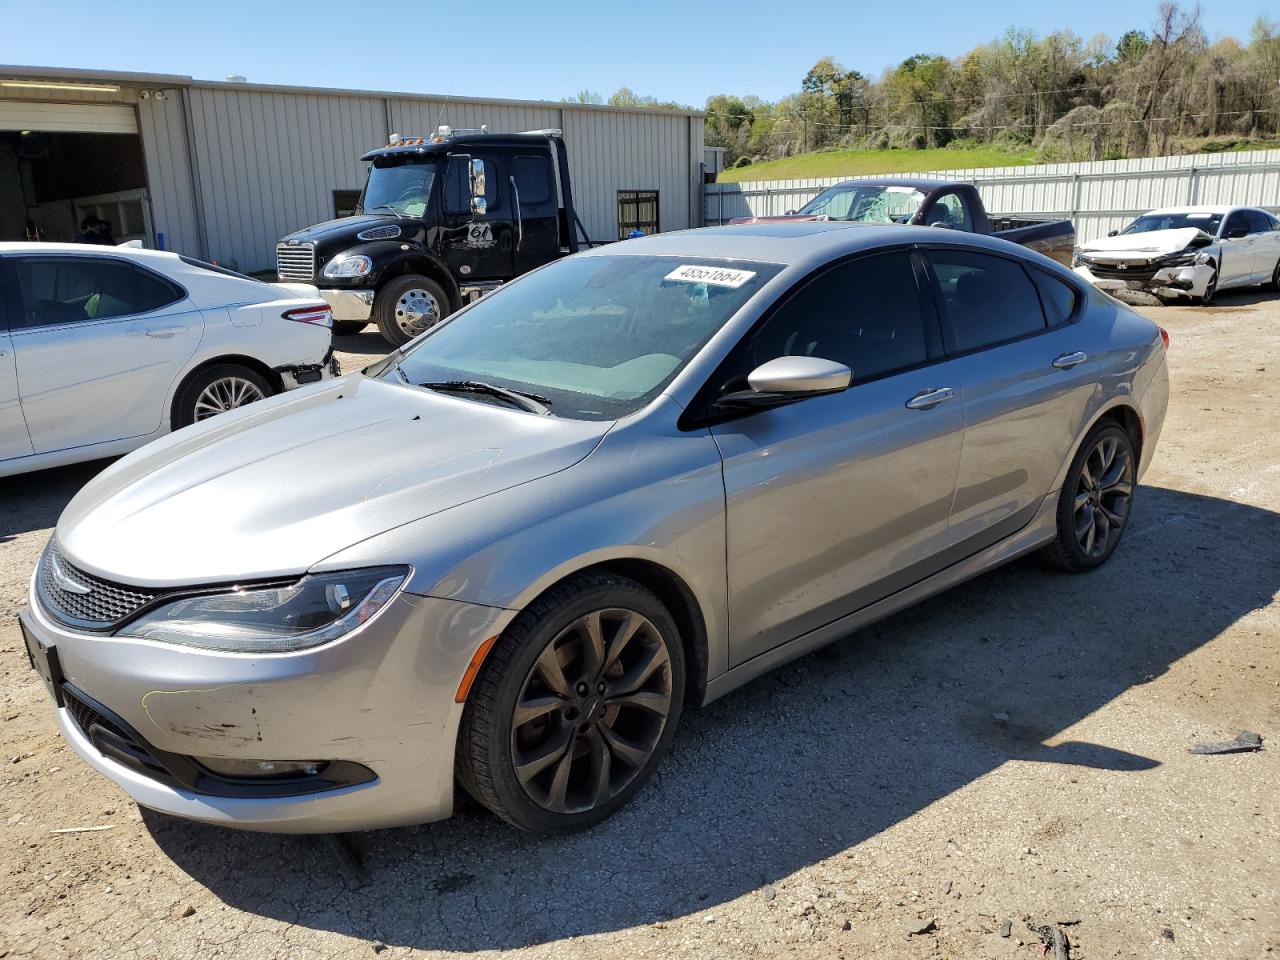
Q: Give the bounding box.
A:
[277,127,588,346]
[729,178,1074,266]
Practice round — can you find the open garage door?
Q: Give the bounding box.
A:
[0,101,149,244]
[0,101,137,135]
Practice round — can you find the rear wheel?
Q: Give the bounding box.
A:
[332,320,368,337]
[1041,422,1136,572]
[173,364,273,429]
[373,274,450,347]
[456,572,685,834]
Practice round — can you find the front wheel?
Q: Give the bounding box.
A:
[456,572,686,834]
[172,364,273,429]
[1041,422,1136,572]
[1198,266,1218,305]
[373,275,451,347]
[1268,258,1280,292]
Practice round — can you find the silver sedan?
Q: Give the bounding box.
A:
[20,223,1169,834]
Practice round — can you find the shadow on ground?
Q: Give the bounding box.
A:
[0,460,111,544]
[143,484,1277,951]
[334,331,395,362]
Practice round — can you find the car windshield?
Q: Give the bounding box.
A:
[387,255,782,420]
[361,157,439,218]
[797,184,927,223]
[1121,212,1223,236]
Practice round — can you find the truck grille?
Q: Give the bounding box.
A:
[276,242,316,282]
[37,545,164,629]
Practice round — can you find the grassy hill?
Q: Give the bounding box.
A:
[716,139,1280,183]
[717,147,1038,182]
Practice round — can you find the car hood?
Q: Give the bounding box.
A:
[56,377,611,587]
[280,214,409,245]
[728,214,826,224]
[1079,227,1210,260]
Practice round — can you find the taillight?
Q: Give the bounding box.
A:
[283,304,333,328]
[1159,326,1170,350]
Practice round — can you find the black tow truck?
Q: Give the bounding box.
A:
[277,127,588,345]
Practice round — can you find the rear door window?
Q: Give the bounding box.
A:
[13,257,184,328]
[925,249,1046,353]
[512,154,554,211]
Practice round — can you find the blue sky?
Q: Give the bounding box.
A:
[0,0,1271,106]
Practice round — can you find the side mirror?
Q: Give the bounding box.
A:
[715,356,852,410]
[1225,226,1247,239]
[784,209,797,216]
[1107,229,1119,237]
[469,158,487,215]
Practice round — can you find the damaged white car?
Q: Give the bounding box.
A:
[1073,205,1280,305]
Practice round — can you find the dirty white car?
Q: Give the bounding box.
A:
[1073,205,1280,304]
[0,243,338,478]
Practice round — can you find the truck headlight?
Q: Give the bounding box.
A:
[116,567,408,652]
[322,255,372,279]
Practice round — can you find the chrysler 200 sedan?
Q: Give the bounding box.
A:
[21,223,1169,835]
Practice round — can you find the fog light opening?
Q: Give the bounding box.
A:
[196,757,327,780]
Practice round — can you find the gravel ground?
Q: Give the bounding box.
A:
[1,293,1277,959]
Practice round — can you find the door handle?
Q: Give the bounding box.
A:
[905,386,956,410]
[144,326,187,339]
[1052,351,1088,369]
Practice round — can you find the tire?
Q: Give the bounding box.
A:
[172,363,274,430]
[1041,422,1136,572]
[456,572,686,834]
[373,274,451,347]
[1198,265,1218,305]
[332,320,368,337]
[1268,258,1280,292]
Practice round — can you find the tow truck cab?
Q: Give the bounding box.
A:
[277,127,582,346]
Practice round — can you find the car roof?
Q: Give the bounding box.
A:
[581,221,1023,266]
[1143,205,1239,216]
[825,177,963,191]
[0,242,184,264]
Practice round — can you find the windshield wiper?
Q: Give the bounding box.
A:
[418,380,552,416]
[367,203,404,219]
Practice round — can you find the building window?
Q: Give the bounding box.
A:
[618,190,659,240]
[333,190,362,219]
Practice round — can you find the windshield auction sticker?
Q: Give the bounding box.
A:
[664,264,757,288]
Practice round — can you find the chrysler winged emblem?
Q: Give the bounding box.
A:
[50,553,92,595]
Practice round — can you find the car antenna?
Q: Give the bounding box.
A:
[432,85,454,136]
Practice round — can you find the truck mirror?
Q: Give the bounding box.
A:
[469,159,487,216]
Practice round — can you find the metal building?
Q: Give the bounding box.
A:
[0,66,706,272]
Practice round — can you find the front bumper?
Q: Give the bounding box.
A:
[20,585,515,833]
[1073,261,1214,300]
[319,288,375,322]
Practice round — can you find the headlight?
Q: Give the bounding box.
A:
[117,566,408,652]
[356,224,401,241]
[1159,250,1199,268]
[321,255,372,279]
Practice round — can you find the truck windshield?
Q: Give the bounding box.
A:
[797,184,926,223]
[386,255,782,420]
[1121,212,1224,236]
[361,157,439,218]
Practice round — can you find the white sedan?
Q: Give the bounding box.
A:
[1073,205,1280,304]
[0,243,338,478]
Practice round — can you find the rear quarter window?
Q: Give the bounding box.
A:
[1031,269,1078,326]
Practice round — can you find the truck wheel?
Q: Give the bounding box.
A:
[374,275,451,347]
[332,320,368,337]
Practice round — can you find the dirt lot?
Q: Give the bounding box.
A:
[2,294,1277,960]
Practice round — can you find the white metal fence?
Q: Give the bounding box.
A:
[704,149,1280,242]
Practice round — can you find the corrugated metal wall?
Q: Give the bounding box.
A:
[180,85,701,271]
[136,94,200,256]
[705,150,1280,242]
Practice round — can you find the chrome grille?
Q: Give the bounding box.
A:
[276,242,316,282]
[37,545,163,628]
